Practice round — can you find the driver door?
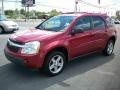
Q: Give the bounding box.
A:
[69,16,95,58]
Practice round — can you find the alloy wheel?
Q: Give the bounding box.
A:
[107,41,114,55]
[49,55,64,74]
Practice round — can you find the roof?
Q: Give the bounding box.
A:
[59,12,107,17]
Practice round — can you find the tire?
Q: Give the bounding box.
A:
[103,40,115,56]
[0,27,4,34]
[43,51,66,76]
[10,30,15,33]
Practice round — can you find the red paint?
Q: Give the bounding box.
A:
[4,13,117,69]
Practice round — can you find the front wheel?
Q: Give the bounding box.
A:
[0,27,4,34]
[103,40,115,56]
[43,51,66,76]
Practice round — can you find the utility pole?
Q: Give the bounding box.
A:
[1,0,4,15]
[25,5,27,21]
[98,0,101,13]
[27,5,29,20]
[75,0,78,12]
[75,0,82,12]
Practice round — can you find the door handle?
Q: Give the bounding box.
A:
[91,34,95,37]
[90,32,96,37]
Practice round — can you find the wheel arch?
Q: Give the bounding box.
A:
[108,36,116,43]
[42,46,69,67]
[0,25,5,32]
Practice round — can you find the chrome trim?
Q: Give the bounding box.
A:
[8,39,24,48]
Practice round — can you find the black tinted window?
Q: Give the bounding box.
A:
[74,16,91,31]
[92,16,106,29]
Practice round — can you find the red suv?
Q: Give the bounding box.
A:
[4,12,117,76]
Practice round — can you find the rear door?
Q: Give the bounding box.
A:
[91,16,108,50]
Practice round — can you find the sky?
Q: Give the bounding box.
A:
[0,0,120,15]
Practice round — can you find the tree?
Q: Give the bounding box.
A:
[14,9,19,19]
[20,9,25,15]
[29,10,37,19]
[35,12,42,17]
[14,9,19,15]
[4,10,14,18]
[48,9,59,17]
[116,10,120,20]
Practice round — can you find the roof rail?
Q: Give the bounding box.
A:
[61,12,106,15]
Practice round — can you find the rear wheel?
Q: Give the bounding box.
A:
[43,51,66,76]
[103,40,115,56]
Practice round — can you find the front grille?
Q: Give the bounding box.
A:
[12,25,17,27]
[7,42,20,52]
[9,38,24,45]
[7,39,24,53]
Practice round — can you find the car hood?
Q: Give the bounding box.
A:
[10,28,63,43]
[1,20,18,26]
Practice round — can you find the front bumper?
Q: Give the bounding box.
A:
[4,49,24,66]
[4,48,43,69]
[5,26,19,32]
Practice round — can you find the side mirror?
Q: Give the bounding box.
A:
[70,27,84,35]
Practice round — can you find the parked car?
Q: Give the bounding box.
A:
[114,19,120,24]
[4,12,117,76]
[0,15,19,34]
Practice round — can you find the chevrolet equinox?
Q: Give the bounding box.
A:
[4,12,117,76]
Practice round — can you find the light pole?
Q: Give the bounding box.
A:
[75,0,82,12]
[98,0,101,13]
[1,0,4,15]
[75,0,78,12]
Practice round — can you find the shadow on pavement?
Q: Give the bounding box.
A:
[0,32,14,35]
[0,52,115,90]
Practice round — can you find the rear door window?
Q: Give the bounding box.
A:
[92,16,106,30]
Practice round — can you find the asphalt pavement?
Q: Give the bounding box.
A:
[0,23,120,90]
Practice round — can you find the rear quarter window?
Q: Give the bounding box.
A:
[105,17,115,27]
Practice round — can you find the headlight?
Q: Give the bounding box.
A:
[6,24,13,27]
[21,41,40,54]
[6,24,18,28]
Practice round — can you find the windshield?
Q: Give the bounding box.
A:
[36,16,75,32]
[0,15,7,21]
